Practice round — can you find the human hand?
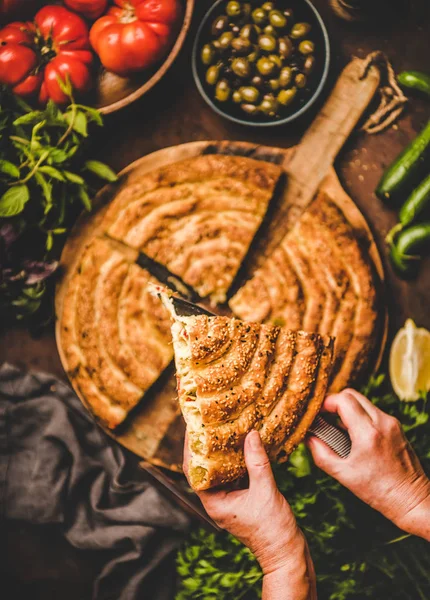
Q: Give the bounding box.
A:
[184,430,316,600]
[307,389,430,540]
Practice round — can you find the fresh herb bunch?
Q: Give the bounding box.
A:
[0,81,117,322]
[176,374,430,600]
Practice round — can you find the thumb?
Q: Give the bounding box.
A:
[306,436,344,477]
[244,430,276,491]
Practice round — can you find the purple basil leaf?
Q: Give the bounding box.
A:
[21,260,59,285]
[0,223,19,250]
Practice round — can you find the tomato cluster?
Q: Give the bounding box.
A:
[0,0,182,104]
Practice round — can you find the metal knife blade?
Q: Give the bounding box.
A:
[170,295,216,317]
[166,296,351,459]
[136,253,199,302]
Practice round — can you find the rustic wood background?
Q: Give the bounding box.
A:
[1,0,429,597]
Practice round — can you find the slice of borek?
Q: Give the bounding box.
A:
[154,286,334,492]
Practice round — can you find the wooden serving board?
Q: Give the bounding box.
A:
[56,56,388,473]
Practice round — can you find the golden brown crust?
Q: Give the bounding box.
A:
[171,314,333,490]
[229,192,380,392]
[102,155,282,303]
[59,238,173,429]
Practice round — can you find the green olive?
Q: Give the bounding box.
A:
[226,1,241,18]
[248,49,260,63]
[278,36,293,59]
[211,15,229,37]
[303,55,315,74]
[218,31,234,49]
[251,74,264,88]
[215,79,231,101]
[279,66,292,87]
[269,78,280,91]
[263,24,276,35]
[268,54,282,70]
[290,22,311,39]
[252,7,267,25]
[262,1,274,10]
[278,86,297,106]
[232,90,242,103]
[295,73,307,88]
[269,9,287,28]
[232,57,251,78]
[201,44,216,66]
[257,56,275,76]
[258,34,277,52]
[259,94,278,116]
[231,36,252,54]
[241,103,259,115]
[299,40,315,55]
[239,85,260,103]
[240,23,258,42]
[206,64,220,85]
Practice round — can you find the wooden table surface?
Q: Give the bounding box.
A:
[1,1,429,598]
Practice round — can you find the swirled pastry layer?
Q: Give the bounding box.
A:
[170,314,334,490]
[229,193,381,392]
[59,237,173,429]
[102,154,282,304]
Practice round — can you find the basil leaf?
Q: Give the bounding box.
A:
[0,160,20,179]
[34,172,53,212]
[82,106,103,126]
[48,149,68,164]
[13,111,43,126]
[85,160,118,182]
[0,184,30,217]
[39,165,66,181]
[64,171,84,184]
[64,110,88,137]
[78,187,92,211]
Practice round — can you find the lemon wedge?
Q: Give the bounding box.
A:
[389,319,430,401]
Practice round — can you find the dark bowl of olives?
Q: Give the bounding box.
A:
[192,0,330,126]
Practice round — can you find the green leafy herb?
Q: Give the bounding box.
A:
[176,375,430,600]
[0,87,117,322]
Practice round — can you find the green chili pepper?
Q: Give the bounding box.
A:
[398,71,430,97]
[376,119,430,202]
[386,173,430,243]
[389,222,430,277]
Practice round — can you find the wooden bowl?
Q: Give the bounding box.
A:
[94,0,195,115]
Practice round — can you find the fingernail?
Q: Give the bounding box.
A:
[248,430,262,450]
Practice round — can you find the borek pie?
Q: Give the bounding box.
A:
[165,301,334,491]
[102,154,283,304]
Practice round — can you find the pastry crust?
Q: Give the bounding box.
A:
[170,313,334,490]
[102,155,282,303]
[229,193,380,391]
[59,237,173,429]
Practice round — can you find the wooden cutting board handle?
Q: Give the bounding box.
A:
[265,56,381,254]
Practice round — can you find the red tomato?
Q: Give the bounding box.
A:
[63,0,108,21]
[0,5,93,104]
[0,21,40,97]
[0,20,35,44]
[90,0,182,76]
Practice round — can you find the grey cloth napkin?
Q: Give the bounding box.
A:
[0,363,190,600]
